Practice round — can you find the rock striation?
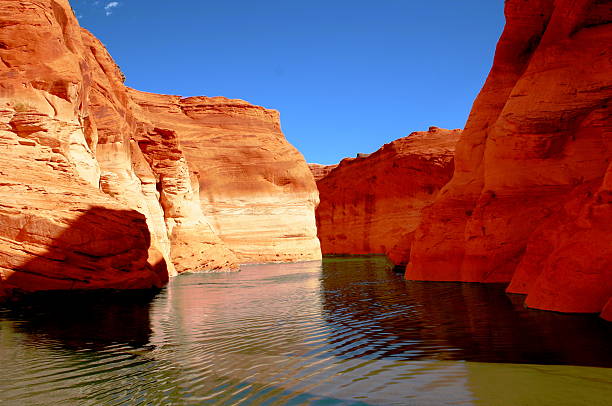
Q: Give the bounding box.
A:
[406,0,611,318]
[0,0,169,295]
[308,163,338,181]
[0,0,318,297]
[129,90,321,264]
[316,127,460,267]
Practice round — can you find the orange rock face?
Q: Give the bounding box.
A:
[129,90,321,264]
[406,0,611,318]
[308,163,339,181]
[0,0,169,295]
[0,0,319,296]
[316,128,460,266]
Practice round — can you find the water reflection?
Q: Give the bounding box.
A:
[0,291,155,349]
[0,257,610,405]
[320,256,612,366]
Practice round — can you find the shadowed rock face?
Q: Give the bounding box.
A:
[129,89,322,264]
[0,0,318,295]
[406,0,611,318]
[315,128,460,267]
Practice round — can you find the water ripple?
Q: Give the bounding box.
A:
[0,257,611,405]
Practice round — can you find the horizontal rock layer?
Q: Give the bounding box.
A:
[0,0,319,296]
[308,163,338,181]
[316,127,460,266]
[130,90,321,264]
[406,0,611,319]
[0,0,168,293]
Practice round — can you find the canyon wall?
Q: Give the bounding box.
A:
[0,0,170,294]
[406,0,611,318]
[316,127,460,267]
[130,90,321,264]
[0,0,318,296]
[308,163,338,181]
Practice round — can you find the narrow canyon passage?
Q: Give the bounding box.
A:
[1,257,610,405]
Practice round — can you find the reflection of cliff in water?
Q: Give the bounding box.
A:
[1,291,156,350]
[319,256,612,367]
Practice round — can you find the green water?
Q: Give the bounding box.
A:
[0,256,610,405]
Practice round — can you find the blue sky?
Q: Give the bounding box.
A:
[72,1,505,164]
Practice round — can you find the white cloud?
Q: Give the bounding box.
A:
[104,1,119,15]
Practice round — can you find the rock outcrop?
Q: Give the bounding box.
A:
[0,0,168,295]
[129,90,321,264]
[0,0,318,296]
[406,0,611,318]
[316,127,460,266]
[308,163,338,181]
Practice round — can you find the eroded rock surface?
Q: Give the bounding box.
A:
[406,0,611,318]
[0,0,319,296]
[0,0,168,294]
[130,90,321,264]
[308,163,338,181]
[316,128,460,267]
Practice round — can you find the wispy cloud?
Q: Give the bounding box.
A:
[104,1,120,16]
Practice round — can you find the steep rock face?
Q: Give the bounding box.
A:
[133,122,239,272]
[308,163,338,181]
[130,89,321,264]
[0,0,251,297]
[78,29,178,276]
[406,0,611,318]
[0,0,168,294]
[79,30,238,274]
[316,128,460,266]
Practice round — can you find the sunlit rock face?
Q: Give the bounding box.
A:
[308,163,338,181]
[0,0,318,289]
[315,128,460,267]
[406,0,611,318]
[0,0,169,294]
[131,121,239,273]
[129,89,322,264]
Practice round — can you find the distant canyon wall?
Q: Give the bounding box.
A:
[308,163,339,181]
[406,0,611,319]
[315,128,460,267]
[129,90,321,264]
[0,0,319,297]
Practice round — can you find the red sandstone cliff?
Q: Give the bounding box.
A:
[316,127,460,266]
[0,0,318,296]
[406,0,611,319]
[129,90,321,264]
[0,0,169,294]
[308,163,339,181]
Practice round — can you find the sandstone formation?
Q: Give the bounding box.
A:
[78,25,239,275]
[406,0,611,318]
[129,90,321,264]
[0,0,168,295]
[316,127,460,267]
[308,163,338,181]
[0,0,318,297]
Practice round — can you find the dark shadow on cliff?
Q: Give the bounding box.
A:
[0,206,169,349]
[319,256,612,367]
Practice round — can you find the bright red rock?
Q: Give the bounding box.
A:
[308,164,339,181]
[316,127,460,267]
[406,0,612,319]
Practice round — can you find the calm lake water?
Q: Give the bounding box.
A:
[0,256,610,405]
